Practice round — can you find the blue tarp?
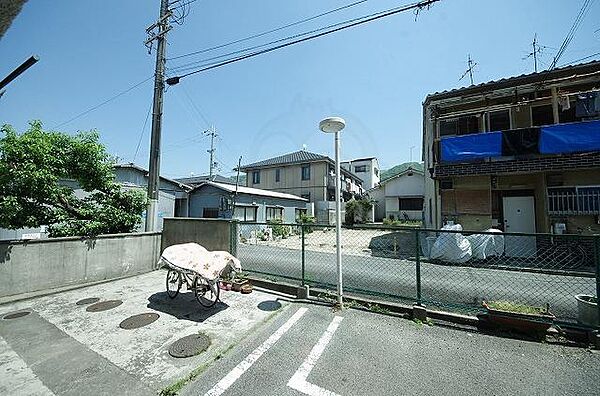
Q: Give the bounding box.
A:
[441,131,502,163]
[539,120,600,154]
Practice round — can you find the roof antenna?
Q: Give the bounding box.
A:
[459,54,477,85]
[302,144,307,151]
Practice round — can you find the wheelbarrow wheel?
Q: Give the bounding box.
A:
[193,276,220,308]
[166,269,181,299]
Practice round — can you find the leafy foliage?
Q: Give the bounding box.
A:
[380,162,424,181]
[267,218,290,238]
[296,213,316,233]
[0,121,147,237]
[344,198,374,225]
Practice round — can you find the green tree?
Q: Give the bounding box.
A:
[0,121,147,237]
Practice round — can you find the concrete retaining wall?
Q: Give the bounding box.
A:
[0,232,161,299]
[161,217,233,252]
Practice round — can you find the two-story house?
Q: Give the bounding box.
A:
[238,150,363,223]
[423,61,600,242]
[341,157,380,190]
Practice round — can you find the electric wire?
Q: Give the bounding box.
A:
[133,101,153,162]
[549,0,595,69]
[170,0,439,81]
[168,0,369,61]
[53,76,153,129]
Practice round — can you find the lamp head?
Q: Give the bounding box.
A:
[319,117,346,133]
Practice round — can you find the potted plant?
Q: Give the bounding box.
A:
[575,294,598,327]
[481,300,555,338]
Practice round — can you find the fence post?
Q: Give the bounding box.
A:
[415,229,422,306]
[594,234,600,329]
[229,220,238,257]
[301,224,306,286]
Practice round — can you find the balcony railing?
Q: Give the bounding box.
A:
[439,119,600,164]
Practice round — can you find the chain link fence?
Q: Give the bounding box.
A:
[233,221,599,328]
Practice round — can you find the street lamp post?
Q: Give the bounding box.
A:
[319,116,346,308]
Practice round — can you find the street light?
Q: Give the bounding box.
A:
[319,116,346,307]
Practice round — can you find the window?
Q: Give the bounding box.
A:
[233,206,257,222]
[354,165,367,173]
[548,186,600,215]
[275,168,281,182]
[399,198,424,211]
[252,171,260,184]
[440,179,453,190]
[301,164,311,180]
[301,193,311,201]
[266,206,284,221]
[488,109,510,131]
[295,208,307,219]
[202,208,219,218]
[374,168,379,177]
[531,104,554,126]
[439,114,480,136]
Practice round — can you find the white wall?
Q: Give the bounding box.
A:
[384,172,424,197]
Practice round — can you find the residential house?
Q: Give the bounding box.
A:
[367,166,424,222]
[188,181,308,223]
[341,157,380,190]
[238,150,364,224]
[423,61,600,242]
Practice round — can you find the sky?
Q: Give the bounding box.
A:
[1,0,599,179]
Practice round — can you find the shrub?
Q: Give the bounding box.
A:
[268,218,290,238]
[296,213,316,233]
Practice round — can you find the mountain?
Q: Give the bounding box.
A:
[229,174,247,186]
[380,162,424,181]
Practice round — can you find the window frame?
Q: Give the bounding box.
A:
[266,206,284,221]
[233,205,257,222]
[252,170,260,184]
[275,168,281,182]
[301,164,311,181]
[354,165,367,173]
[398,197,424,211]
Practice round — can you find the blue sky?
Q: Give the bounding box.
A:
[1,0,599,178]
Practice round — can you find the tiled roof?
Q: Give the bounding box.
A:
[239,150,363,182]
[192,181,308,202]
[174,174,235,186]
[425,60,600,103]
[240,150,329,169]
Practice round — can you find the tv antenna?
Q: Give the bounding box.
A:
[459,54,477,85]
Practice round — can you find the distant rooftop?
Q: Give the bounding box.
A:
[425,60,600,103]
[193,181,308,201]
[239,150,363,182]
[114,163,191,189]
[174,174,235,186]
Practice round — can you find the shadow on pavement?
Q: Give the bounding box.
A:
[147,291,228,322]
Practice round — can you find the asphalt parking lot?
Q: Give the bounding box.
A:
[2,270,600,396]
[182,303,600,396]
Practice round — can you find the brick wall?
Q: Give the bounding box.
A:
[433,152,600,178]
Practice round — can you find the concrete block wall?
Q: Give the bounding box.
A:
[161,217,233,253]
[0,232,161,299]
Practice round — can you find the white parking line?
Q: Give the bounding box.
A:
[203,307,308,396]
[287,315,343,396]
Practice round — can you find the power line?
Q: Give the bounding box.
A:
[558,51,600,67]
[168,0,369,61]
[180,83,211,127]
[167,0,426,74]
[549,0,596,70]
[53,76,153,129]
[168,0,440,83]
[133,101,153,162]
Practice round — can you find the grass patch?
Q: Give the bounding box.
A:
[485,301,548,315]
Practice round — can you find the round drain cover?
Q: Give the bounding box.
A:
[86,300,123,312]
[169,334,211,358]
[76,297,100,306]
[119,313,160,329]
[3,311,31,320]
[258,300,282,311]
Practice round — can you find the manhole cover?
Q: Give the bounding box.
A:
[86,300,123,312]
[3,311,31,320]
[169,334,211,358]
[119,313,160,329]
[258,300,282,311]
[76,297,100,306]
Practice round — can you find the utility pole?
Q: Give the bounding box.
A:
[144,0,170,232]
[204,126,218,179]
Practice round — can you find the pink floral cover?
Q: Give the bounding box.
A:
[160,242,242,281]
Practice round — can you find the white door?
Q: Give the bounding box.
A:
[503,196,536,257]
